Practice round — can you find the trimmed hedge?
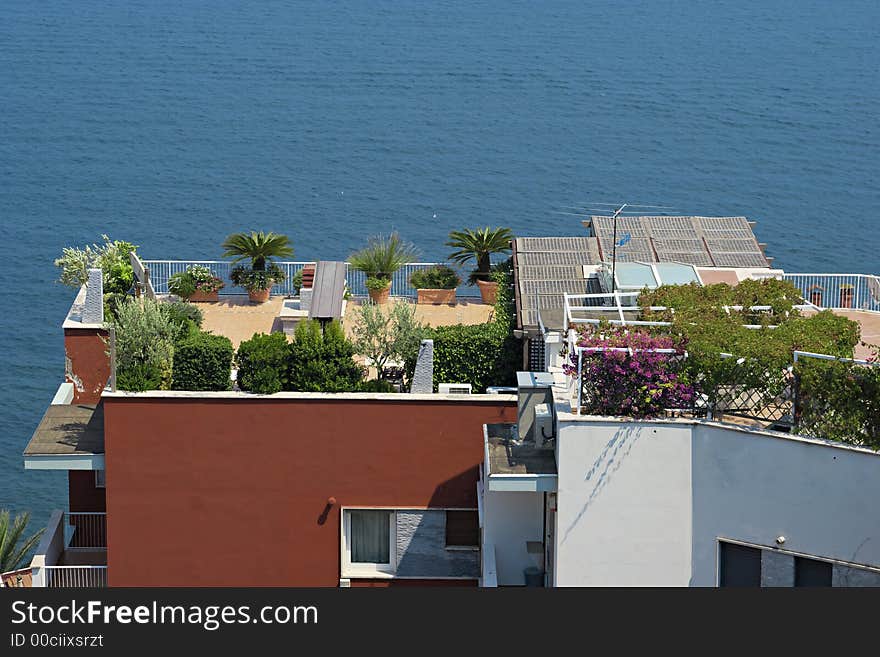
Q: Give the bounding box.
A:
[172,331,233,391]
[236,332,290,394]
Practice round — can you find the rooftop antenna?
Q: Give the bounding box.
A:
[609,203,627,295]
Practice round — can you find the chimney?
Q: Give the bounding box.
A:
[410,339,434,393]
[81,268,104,325]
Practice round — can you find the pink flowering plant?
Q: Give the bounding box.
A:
[564,326,695,418]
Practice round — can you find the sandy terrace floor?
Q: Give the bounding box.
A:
[194,295,494,348]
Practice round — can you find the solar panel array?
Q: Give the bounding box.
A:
[513,237,600,330]
[588,216,769,268]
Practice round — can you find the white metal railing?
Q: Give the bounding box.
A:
[43,566,108,588]
[141,260,466,299]
[65,512,107,550]
[783,273,880,312]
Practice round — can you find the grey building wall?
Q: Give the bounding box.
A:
[833,564,880,587]
[395,510,479,579]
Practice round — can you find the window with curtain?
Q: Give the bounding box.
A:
[349,510,391,564]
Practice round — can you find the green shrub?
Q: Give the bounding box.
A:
[162,300,203,329]
[169,265,224,299]
[357,379,397,393]
[288,320,365,392]
[236,332,290,394]
[409,265,460,290]
[172,332,233,391]
[111,298,177,390]
[116,363,164,392]
[103,292,130,321]
[291,269,304,294]
[796,359,880,449]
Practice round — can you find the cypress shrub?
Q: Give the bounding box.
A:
[288,320,365,392]
[172,331,233,391]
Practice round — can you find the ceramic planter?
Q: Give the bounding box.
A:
[839,286,854,308]
[248,288,272,304]
[368,284,391,305]
[417,288,456,305]
[477,279,498,305]
[188,290,220,302]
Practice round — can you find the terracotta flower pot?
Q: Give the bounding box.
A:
[839,287,854,309]
[248,288,272,304]
[417,288,456,305]
[368,285,391,305]
[188,290,219,302]
[477,279,498,305]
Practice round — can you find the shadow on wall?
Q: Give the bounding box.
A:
[427,466,481,509]
[561,424,641,545]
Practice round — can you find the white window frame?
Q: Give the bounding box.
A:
[95,470,106,488]
[341,508,397,578]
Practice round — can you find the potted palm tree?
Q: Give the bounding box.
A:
[223,231,294,303]
[349,233,418,304]
[446,226,513,304]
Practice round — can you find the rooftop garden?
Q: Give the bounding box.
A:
[56,229,519,395]
[565,279,880,449]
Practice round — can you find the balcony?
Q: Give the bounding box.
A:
[30,510,107,588]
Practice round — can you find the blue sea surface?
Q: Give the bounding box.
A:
[0,1,878,528]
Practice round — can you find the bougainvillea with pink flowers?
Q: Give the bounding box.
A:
[564,326,695,418]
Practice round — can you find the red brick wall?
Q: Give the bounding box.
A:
[103,396,515,587]
[64,328,110,404]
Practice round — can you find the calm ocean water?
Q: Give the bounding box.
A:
[0,1,877,528]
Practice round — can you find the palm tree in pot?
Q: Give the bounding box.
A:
[223,231,294,303]
[349,233,418,304]
[446,226,513,304]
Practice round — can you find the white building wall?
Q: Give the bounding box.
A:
[690,424,880,585]
[554,420,693,586]
[552,416,880,586]
[482,488,544,586]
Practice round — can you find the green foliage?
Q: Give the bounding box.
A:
[356,379,397,393]
[172,331,233,391]
[421,265,520,392]
[55,235,137,293]
[168,265,224,299]
[103,292,130,321]
[352,301,426,380]
[288,320,365,392]
[349,233,418,278]
[446,227,513,283]
[162,300,204,334]
[365,276,392,292]
[116,362,164,392]
[291,269,304,294]
[0,510,45,573]
[236,332,290,394]
[168,271,196,299]
[221,231,293,270]
[796,360,880,449]
[230,263,285,292]
[409,265,460,290]
[640,279,803,324]
[111,298,177,390]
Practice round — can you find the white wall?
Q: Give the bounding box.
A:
[691,424,880,585]
[482,489,544,586]
[554,420,693,586]
[553,416,880,586]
